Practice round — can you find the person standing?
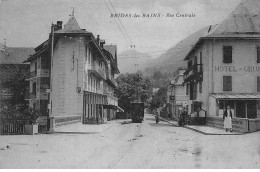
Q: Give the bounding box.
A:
[223,105,233,132]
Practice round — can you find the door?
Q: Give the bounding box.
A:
[236,101,246,118]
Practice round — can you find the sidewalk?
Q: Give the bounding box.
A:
[51,119,127,134]
[158,116,243,135]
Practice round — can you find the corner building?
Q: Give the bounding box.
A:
[25,14,120,129]
[183,0,260,132]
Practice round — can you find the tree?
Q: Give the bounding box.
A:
[149,87,167,110]
[115,73,153,113]
[0,64,29,108]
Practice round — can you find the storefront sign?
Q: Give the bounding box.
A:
[215,66,260,72]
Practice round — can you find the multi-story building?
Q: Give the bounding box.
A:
[25,13,120,130]
[183,0,260,132]
[167,68,189,120]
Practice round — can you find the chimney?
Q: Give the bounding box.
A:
[56,21,63,31]
[100,40,105,48]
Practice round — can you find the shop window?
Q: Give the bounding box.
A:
[218,100,235,116]
[257,76,260,92]
[223,46,232,63]
[257,47,260,63]
[223,76,232,91]
[247,100,257,119]
[236,101,246,118]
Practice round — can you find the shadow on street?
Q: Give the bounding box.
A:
[145,117,156,121]
[148,122,174,127]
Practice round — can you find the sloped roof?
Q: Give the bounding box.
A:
[0,47,35,64]
[206,0,260,37]
[185,0,260,60]
[55,16,90,34]
[103,45,117,60]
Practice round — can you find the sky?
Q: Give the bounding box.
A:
[0,0,242,58]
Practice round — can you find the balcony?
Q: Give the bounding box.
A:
[106,72,118,88]
[88,63,106,80]
[183,64,203,83]
[25,69,50,80]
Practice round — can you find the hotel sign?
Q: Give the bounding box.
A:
[215,66,260,72]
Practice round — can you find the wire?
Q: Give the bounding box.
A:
[108,0,134,45]
[103,0,131,46]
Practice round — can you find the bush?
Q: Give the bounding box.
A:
[1,105,41,125]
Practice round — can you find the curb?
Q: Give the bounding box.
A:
[156,115,243,135]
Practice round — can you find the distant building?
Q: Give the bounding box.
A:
[183,0,260,132]
[167,68,189,120]
[0,43,34,107]
[25,13,120,130]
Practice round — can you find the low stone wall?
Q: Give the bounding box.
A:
[54,115,82,126]
[206,116,249,133]
[189,117,206,125]
[248,119,260,132]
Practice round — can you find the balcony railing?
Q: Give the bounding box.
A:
[88,62,106,80]
[25,69,50,80]
[106,72,118,88]
[183,64,203,83]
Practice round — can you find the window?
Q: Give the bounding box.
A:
[32,82,36,95]
[223,46,232,63]
[257,47,260,63]
[35,62,37,74]
[186,84,189,95]
[200,52,202,64]
[223,76,232,91]
[257,76,260,92]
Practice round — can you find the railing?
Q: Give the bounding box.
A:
[183,64,203,83]
[106,72,118,87]
[25,69,50,80]
[89,63,106,79]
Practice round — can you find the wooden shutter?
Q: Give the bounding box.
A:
[223,46,232,63]
[223,76,232,91]
[257,76,260,92]
[257,47,260,63]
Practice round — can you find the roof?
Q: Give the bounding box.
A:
[103,45,117,60]
[210,93,260,99]
[185,0,260,60]
[206,0,260,37]
[55,16,90,34]
[0,47,35,64]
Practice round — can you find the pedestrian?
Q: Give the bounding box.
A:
[223,105,233,132]
[155,111,159,124]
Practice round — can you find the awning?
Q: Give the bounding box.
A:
[103,105,117,109]
[117,106,124,112]
[210,93,260,99]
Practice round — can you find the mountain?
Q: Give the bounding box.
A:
[145,25,215,75]
[117,50,152,74]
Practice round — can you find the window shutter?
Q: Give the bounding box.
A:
[257,47,260,63]
[223,76,232,91]
[257,76,260,92]
[223,46,232,63]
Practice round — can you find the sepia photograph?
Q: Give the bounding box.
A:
[0,0,260,169]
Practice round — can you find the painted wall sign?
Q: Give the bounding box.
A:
[215,66,260,72]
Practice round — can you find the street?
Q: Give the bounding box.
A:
[1,113,260,169]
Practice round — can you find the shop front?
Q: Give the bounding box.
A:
[208,94,260,133]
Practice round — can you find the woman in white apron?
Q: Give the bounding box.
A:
[223,105,233,132]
